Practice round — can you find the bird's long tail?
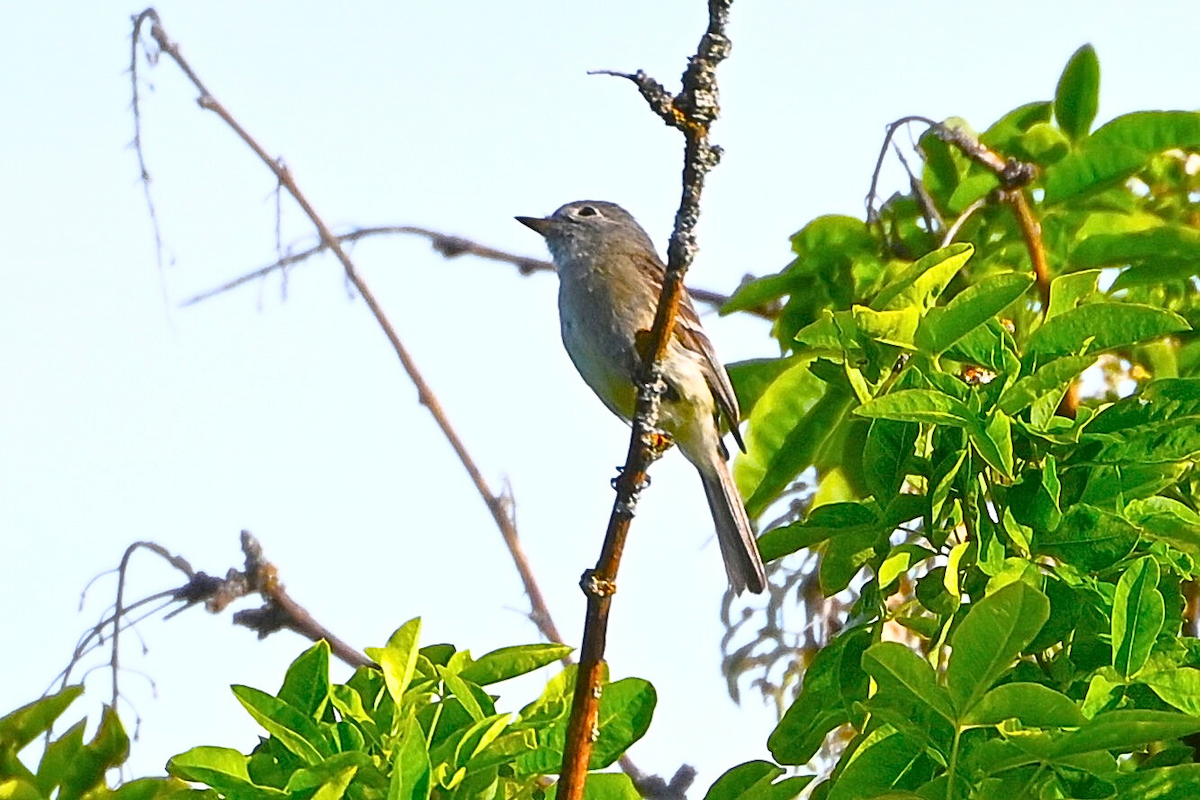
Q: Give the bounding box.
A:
[699,462,767,594]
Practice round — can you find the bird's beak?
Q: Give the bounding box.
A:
[515,215,554,237]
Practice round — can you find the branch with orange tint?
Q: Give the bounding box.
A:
[555,2,734,798]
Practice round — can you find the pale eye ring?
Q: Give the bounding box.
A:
[575,205,599,217]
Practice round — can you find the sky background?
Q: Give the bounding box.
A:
[2,0,1198,788]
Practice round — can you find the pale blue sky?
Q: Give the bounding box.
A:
[2,0,1197,787]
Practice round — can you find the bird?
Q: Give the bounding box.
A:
[516,200,767,594]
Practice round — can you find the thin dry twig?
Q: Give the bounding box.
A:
[867,114,1049,316]
[556,3,734,797]
[180,224,775,319]
[57,533,374,720]
[131,8,564,649]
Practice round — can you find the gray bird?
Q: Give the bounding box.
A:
[517,200,767,594]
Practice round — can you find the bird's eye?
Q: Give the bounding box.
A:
[576,205,599,217]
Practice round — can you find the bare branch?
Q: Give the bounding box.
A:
[133,10,565,649]
[181,225,777,319]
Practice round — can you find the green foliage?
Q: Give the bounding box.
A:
[0,627,648,800]
[0,686,193,800]
[164,621,649,800]
[722,45,1200,799]
[10,37,1200,800]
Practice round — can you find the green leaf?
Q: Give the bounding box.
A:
[819,522,887,595]
[466,729,537,772]
[1144,669,1200,716]
[945,582,1050,716]
[855,389,975,426]
[972,411,1014,479]
[1034,504,1138,570]
[862,642,956,724]
[437,667,485,722]
[590,678,656,770]
[1083,379,1200,464]
[0,686,83,752]
[768,627,871,765]
[877,545,935,590]
[1042,144,1146,205]
[997,354,1095,415]
[285,753,372,793]
[914,273,1033,355]
[457,644,572,686]
[1114,764,1200,800]
[1074,224,1200,265]
[873,244,974,312]
[962,683,1086,727]
[1126,497,1200,554]
[851,306,919,349]
[703,761,813,800]
[1046,270,1100,319]
[1054,44,1100,141]
[453,714,511,769]
[726,356,807,419]
[736,360,853,517]
[1026,303,1189,364]
[1089,110,1200,154]
[863,418,918,500]
[33,706,130,800]
[311,765,356,800]
[231,685,330,764]
[1050,710,1200,758]
[389,715,432,800]
[824,728,927,800]
[982,101,1053,153]
[365,618,423,707]
[168,746,286,799]
[278,641,331,719]
[1111,556,1165,678]
[757,502,877,562]
[516,664,578,728]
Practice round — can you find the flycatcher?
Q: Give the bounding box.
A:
[517,200,767,594]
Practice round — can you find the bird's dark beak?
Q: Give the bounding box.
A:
[515,215,554,237]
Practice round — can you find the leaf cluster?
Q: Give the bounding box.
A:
[0,620,655,800]
[718,45,1200,799]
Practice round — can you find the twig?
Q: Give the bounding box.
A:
[129,10,171,310]
[180,224,774,319]
[132,9,564,648]
[940,197,988,247]
[55,536,377,709]
[865,116,938,223]
[1000,187,1052,313]
[225,532,372,668]
[556,3,734,798]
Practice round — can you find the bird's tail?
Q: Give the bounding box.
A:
[699,462,767,594]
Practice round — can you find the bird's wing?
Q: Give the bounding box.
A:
[675,293,746,452]
[628,248,746,452]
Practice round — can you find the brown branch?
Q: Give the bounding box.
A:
[55,534,376,724]
[225,532,373,667]
[866,115,1038,223]
[1001,187,1052,313]
[180,224,777,319]
[556,3,734,798]
[132,9,564,649]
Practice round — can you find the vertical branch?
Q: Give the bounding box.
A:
[1001,187,1052,313]
[556,3,734,798]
